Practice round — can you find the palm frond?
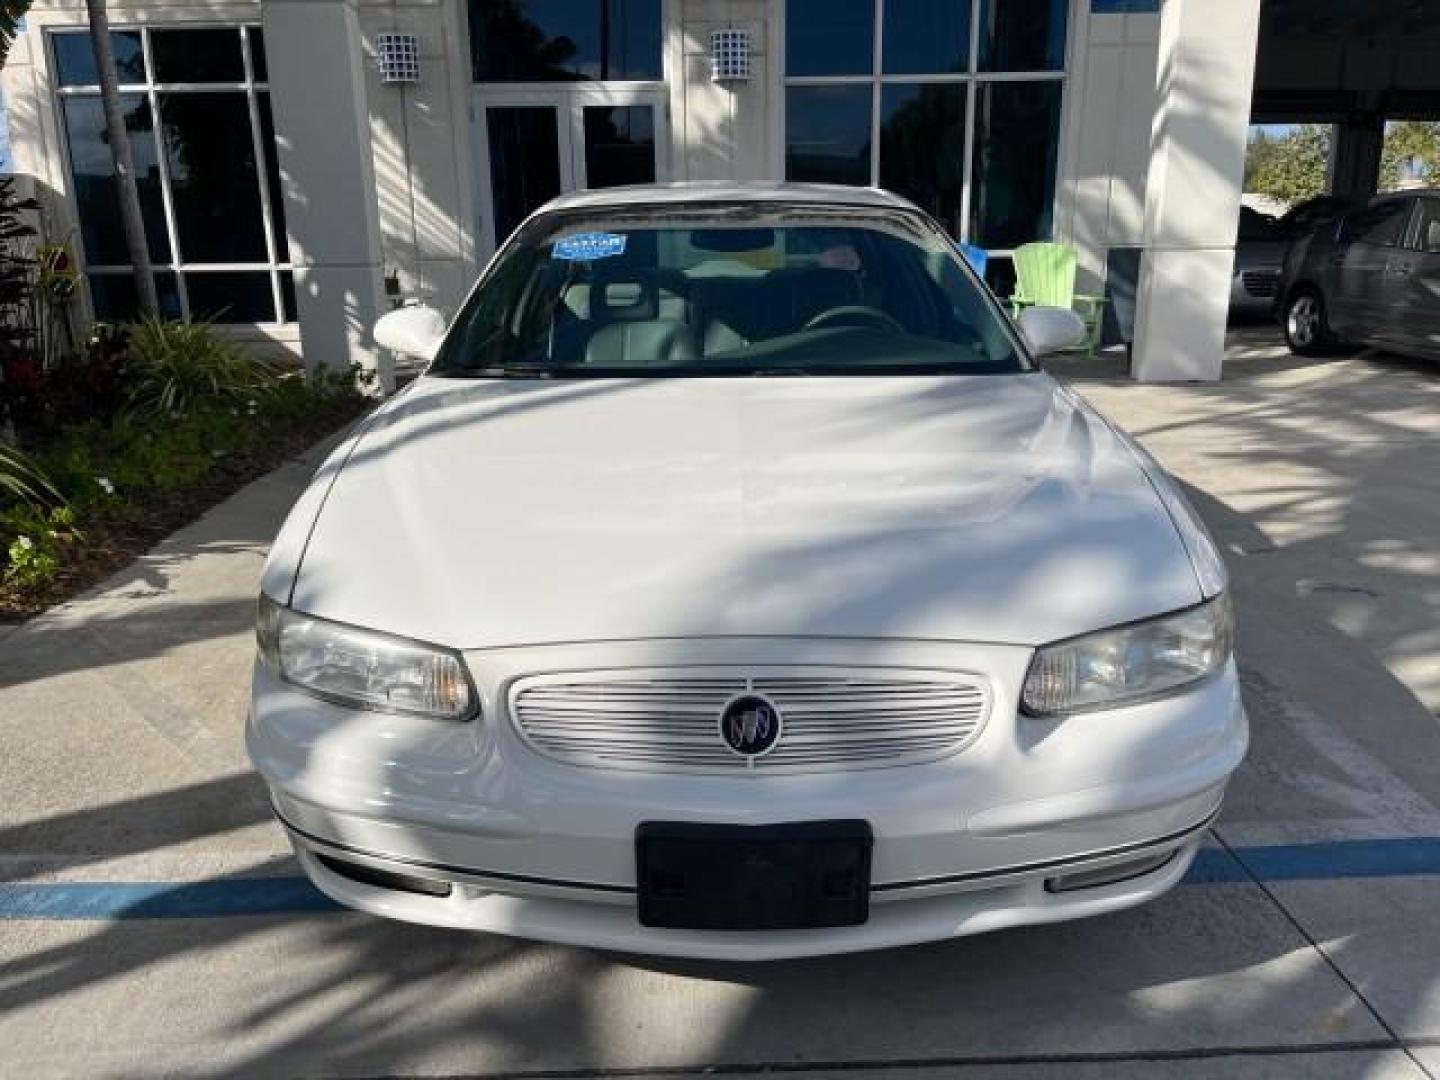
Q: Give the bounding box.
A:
[0,0,35,71]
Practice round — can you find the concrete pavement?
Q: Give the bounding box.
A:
[1,329,1438,1078]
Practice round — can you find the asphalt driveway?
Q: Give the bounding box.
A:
[2,329,1439,1079]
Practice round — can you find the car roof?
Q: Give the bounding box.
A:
[537,182,922,214]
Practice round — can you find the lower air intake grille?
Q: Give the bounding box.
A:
[510,668,989,774]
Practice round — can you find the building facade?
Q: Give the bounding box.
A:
[2,0,1261,383]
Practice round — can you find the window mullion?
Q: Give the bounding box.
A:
[141,27,187,318]
[870,0,883,186]
[961,0,982,244]
[241,26,285,324]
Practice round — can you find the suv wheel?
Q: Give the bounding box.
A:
[1284,288,1336,356]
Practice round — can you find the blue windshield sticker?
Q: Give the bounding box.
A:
[553,232,627,261]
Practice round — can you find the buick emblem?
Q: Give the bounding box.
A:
[719,695,782,758]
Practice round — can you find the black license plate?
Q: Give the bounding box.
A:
[636,820,872,930]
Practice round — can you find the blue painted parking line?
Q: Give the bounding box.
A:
[3,838,1439,920]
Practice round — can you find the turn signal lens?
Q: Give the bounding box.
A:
[1021,594,1233,716]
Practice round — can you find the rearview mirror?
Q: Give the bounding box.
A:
[1017,306,1087,358]
[374,304,446,361]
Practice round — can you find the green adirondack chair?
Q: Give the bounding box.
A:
[1008,242,1108,358]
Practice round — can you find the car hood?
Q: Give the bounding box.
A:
[287,374,1203,649]
[1234,239,1288,270]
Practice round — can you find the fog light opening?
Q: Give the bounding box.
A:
[1044,850,1178,894]
[314,853,453,898]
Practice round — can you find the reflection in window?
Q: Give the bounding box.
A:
[159,93,266,262]
[488,106,562,244]
[970,81,1062,249]
[786,85,873,187]
[53,31,145,86]
[784,0,1067,249]
[89,272,182,321]
[472,0,662,82]
[186,272,276,323]
[786,0,874,77]
[54,27,292,323]
[881,84,968,238]
[883,0,971,75]
[61,96,171,264]
[150,28,245,82]
[583,106,655,188]
[979,0,1068,72]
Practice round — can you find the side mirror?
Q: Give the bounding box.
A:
[1017,306,1087,358]
[374,304,446,361]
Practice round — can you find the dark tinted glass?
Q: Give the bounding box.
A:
[1411,199,1440,253]
[471,0,662,81]
[151,29,244,82]
[248,28,268,82]
[488,106,562,243]
[883,0,971,74]
[280,271,297,322]
[880,84,968,237]
[88,272,182,321]
[1344,200,1411,247]
[257,94,289,260]
[583,106,655,188]
[53,30,145,87]
[186,271,277,322]
[786,0,874,76]
[62,95,171,264]
[159,93,267,262]
[979,0,1068,71]
[786,85,873,186]
[970,80,1062,248]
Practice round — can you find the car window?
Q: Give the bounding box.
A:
[1405,198,1440,254]
[1342,199,1413,247]
[433,206,1028,378]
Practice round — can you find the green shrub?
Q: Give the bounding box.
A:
[2,504,78,586]
[126,316,277,418]
[0,439,62,507]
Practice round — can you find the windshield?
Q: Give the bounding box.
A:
[431,204,1028,378]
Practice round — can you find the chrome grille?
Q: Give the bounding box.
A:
[510,669,989,773]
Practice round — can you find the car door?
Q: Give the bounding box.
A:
[1387,196,1440,359]
[1328,197,1414,341]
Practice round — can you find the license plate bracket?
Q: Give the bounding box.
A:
[636,820,872,931]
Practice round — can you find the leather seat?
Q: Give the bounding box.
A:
[583,267,699,368]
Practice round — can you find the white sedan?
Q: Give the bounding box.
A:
[249,183,1246,960]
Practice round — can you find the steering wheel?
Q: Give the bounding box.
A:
[803,305,905,334]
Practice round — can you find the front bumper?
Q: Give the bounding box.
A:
[249,637,1247,960]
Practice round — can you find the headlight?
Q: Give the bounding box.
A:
[256,594,476,721]
[1021,594,1233,716]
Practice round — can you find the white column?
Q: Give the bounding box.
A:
[262,0,391,390]
[1130,0,1260,382]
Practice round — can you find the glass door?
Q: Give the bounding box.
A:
[476,86,668,256]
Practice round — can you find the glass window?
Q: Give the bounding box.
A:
[978,0,1068,72]
[280,271,298,322]
[786,0,874,77]
[61,95,171,264]
[53,30,145,86]
[786,85,873,187]
[1343,199,1412,247]
[471,0,662,82]
[784,0,1067,247]
[583,106,655,188]
[434,207,1028,377]
[487,106,563,245]
[89,271,182,321]
[186,272,277,323]
[1409,199,1440,254]
[54,26,291,324]
[883,0,971,75]
[880,84,968,238]
[158,92,266,262]
[248,28,269,82]
[150,29,245,83]
[970,80,1062,248]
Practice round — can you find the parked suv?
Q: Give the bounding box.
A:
[1278,190,1440,361]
